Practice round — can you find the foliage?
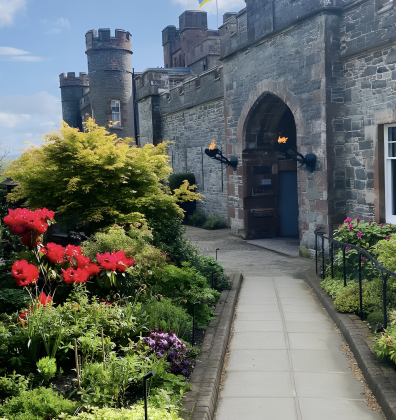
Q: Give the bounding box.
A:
[0,289,30,314]
[36,356,57,382]
[168,173,196,192]
[158,263,220,328]
[202,213,227,230]
[144,299,192,341]
[193,255,231,291]
[5,120,204,232]
[334,217,396,251]
[0,386,77,420]
[188,210,207,227]
[333,278,396,316]
[321,277,353,299]
[366,311,384,327]
[374,235,396,272]
[0,372,29,400]
[0,199,25,261]
[57,404,182,420]
[173,180,203,205]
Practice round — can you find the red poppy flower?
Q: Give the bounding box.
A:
[18,310,28,326]
[62,267,89,285]
[38,292,52,306]
[11,260,39,287]
[43,243,66,263]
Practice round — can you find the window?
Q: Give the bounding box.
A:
[203,58,207,72]
[111,100,121,127]
[385,124,396,222]
[377,0,393,13]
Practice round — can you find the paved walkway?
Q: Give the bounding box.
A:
[185,227,385,420]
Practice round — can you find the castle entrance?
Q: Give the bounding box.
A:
[242,93,299,239]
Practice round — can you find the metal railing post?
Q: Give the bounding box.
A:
[315,233,318,275]
[321,235,325,279]
[383,273,388,329]
[343,246,347,287]
[358,253,363,320]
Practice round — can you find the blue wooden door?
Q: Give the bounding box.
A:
[278,170,299,237]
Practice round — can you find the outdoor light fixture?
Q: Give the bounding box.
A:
[205,140,238,171]
[143,370,156,420]
[274,136,317,173]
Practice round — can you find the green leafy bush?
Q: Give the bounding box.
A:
[0,289,30,314]
[188,210,207,227]
[57,404,182,420]
[367,311,384,327]
[145,299,192,341]
[202,213,227,230]
[0,372,28,400]
[321,277,352,299]
[193,255,231,291]
[168,173,195,192]
[374,236,396,272]
[36,357,57,382]
[0,387,77,420]
[159,263,220,328]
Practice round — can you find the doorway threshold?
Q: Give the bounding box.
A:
[246,236,300,258]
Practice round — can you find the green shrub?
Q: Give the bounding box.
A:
[159,263,220,328]
[0,372,28,400]
[193,255,231,291]
[145,298,192,341]
[321,277,352,299]
[375,236,396,272]
[366,311,384,327]
[188,210,207,227]
[0,387,77,420]
[333,278,396,316]
[57,405,182,420]
[0,289,30,314]
[202,213,227,230]
[168,173,195,192]
[36,357,57,382]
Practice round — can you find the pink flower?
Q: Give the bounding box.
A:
[381,223,384,227]
[356,217,360,223]
[357,232,362,239]
[347,224,354,230]
[346,246,351,252]
[369,219,372,224]
[387,235,390,240]
[339,224,342,228]
[362,257,366,263]
[344,217,352,224]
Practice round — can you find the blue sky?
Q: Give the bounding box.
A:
[0,0,245,153]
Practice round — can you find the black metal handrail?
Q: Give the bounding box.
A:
[314,230,396,328]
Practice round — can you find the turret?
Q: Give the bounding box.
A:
[85,28,134,137]
[59,72,89,130]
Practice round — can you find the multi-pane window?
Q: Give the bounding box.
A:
[111,100,121,127]
[377,0,393,13]
[385,125,396,223]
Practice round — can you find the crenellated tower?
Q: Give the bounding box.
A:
[85,28,134,137]
[59,72,89,130]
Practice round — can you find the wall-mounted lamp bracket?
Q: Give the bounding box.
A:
[205,148,238,171]
[274,144,316,173]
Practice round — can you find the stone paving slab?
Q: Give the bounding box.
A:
[246,236,300,257]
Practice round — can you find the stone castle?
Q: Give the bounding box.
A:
[60,0,396,248]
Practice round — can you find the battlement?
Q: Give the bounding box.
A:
[59,72,89,87]
[85,28,132,52]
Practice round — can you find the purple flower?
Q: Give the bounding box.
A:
[362,257,366,263]
[344,217,352,224]
[357,232,362,239]
[356,217,360,223]
[369,219,372,225]
[339,224,342,228]
[347,224,354,230]
[387,235,390,240]
[381,223,384,227]
[346,246,351,252]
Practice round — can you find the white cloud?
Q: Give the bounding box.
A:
[44,17,71,35]
[171,0,245,16]
[0,0,27,27]
[0,46,29,56]
[0,46,43,62]
[0,92,62,149]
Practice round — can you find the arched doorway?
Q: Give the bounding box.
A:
[242,93,299,238]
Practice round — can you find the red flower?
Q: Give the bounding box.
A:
[3,208,54,238]
[65,245,82,259]
[38,292,52,306]
[18,310,28,326]
[11,260,39,287]
[62,267,89,285]
[86,263,100,277]
[97,250,134,272]
[21,231,41,248]
[43,243,66,263]
[74,254,91,269]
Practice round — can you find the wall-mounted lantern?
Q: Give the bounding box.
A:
[204,140,238,171]
[274,136,316,173]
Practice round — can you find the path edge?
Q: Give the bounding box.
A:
[303,271,396,420]
[181,272,243,420]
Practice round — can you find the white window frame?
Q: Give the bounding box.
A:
[384,123,396,223]
[111,100,121,127]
